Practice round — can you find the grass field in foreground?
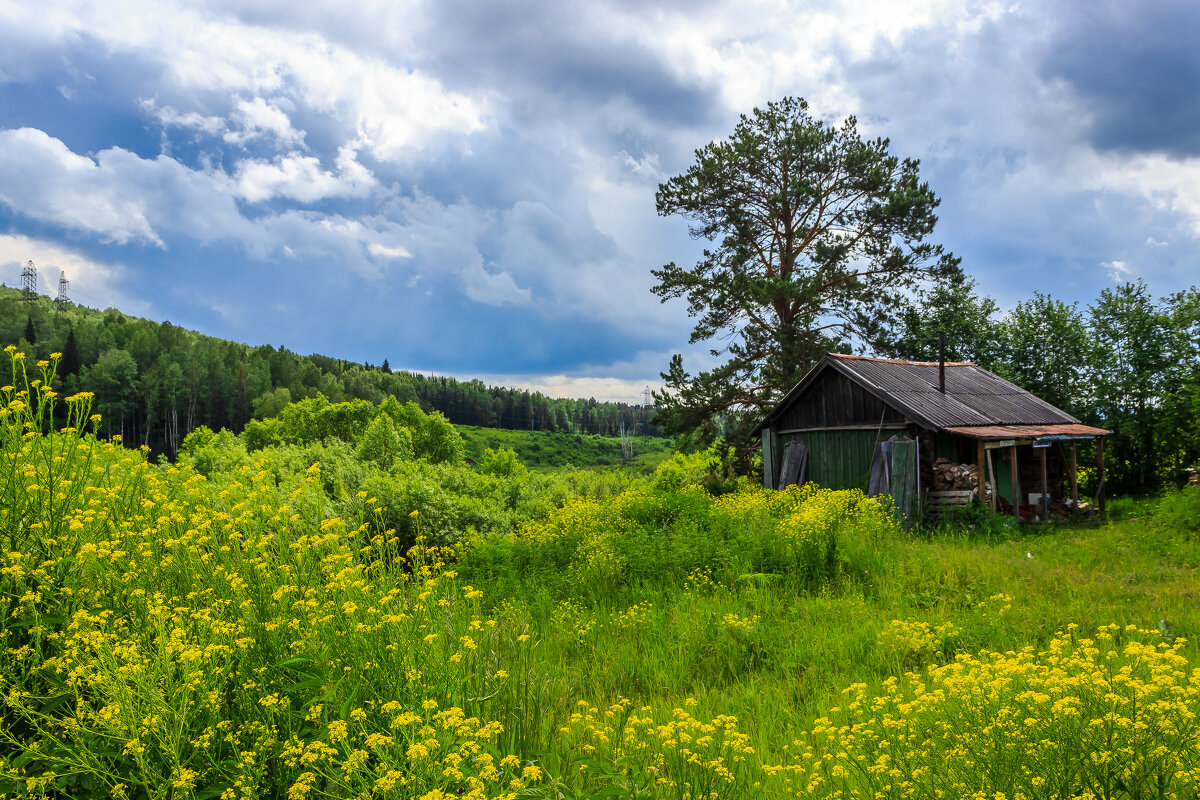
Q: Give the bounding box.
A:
[3,352,1199,799]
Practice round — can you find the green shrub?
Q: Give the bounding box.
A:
[1156,484,1200,534]
[478,446,528,480]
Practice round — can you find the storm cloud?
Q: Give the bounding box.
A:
[1,0,1198,401]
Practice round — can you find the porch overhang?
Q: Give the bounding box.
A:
[942,423,1110,442]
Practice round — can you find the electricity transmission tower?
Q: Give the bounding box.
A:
[55,271,70,303]
[20,260,37,301]
[642,386,654,407]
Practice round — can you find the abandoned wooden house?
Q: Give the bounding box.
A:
[754,354,1110,520]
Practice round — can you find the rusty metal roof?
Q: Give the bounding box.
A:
[827,354,1080,429]
[756,353,1091,434]
[943,424,1110,440]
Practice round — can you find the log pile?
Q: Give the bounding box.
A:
[932,458,979,491]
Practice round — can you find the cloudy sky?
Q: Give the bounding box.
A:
[1,1,1197,402]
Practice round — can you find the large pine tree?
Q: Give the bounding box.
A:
[652,97,959,449]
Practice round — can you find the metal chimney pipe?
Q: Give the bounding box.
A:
[938,331,946,394]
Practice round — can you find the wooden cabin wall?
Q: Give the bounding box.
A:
[774,369,906,431]
[773,429,881,491]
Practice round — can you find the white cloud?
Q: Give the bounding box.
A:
[462,261,532,307]
[0,128,163,245]
[619,150,662,179]
[1102,260,1133,282]
[232,145,376,203]
[1089,153,1200,237]
[0,128,267,249]
[7,1,488,161]
[368,243,412,259]
[141,99,226,136]
[472,347,724,404]
[478,374,652,405]
[224,96,306,148]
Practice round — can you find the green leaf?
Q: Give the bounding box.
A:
[339,683,360,720]
[38,693,74,714]
[586,787,631,800]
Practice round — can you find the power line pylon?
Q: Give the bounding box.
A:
[20,260,38,302]
[642,386,654,408]
[55,271,70,303]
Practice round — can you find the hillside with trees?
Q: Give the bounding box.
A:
[0,286,660,457]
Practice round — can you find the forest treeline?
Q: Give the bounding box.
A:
[0,286,659,457]
[884,276,1200,496]
[5,276,1198,497]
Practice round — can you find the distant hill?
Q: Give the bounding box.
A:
[458,425,672,472]
[0,286,661,457]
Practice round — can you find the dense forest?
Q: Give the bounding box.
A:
[0,286,659,457]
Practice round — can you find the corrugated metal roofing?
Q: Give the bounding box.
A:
[756,353,1088,434]
[827,355,1080,429]
[943,424,1110,440]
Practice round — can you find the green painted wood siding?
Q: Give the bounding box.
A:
[774,429,882,491]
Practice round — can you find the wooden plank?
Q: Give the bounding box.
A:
[927,490,976,504]
[925,490,976,517]
[761,429,776,489]
[775,423,908,434]
[780,440,806,486]
[977,439,986,505]
[1039,446,1049,518]
[986,447,997,511]
[1070,441,1078,505]
[1010,444,1020,520]
[891,438,917,519]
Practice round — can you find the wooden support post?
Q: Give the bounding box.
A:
[986,448,998,511]
[1010,444,1020,521]
[1096,437,1106,514]
[1070,442,1079,506]
[1039,447,1049,521]
[762,429,776,490]
[977,440,986,505]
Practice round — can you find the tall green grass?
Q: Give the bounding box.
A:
[3,349,1199,798]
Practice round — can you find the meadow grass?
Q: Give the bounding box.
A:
[457,426,673,472]
[2,349,1199,799]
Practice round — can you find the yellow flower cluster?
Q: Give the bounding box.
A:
[722,613,760,635]
[776,624,1200,799]
[876,618,961,669]
[557,698,760,799]
[975,591,1014,614]
[616,601,655,630]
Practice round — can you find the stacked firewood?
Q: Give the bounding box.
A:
[932,457,980,491]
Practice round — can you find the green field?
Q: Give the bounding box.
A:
[457,425,673,472]
[3,352,1199,799]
